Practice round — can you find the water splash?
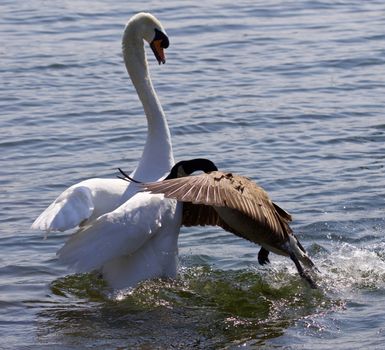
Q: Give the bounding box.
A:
[45,238,385,347]
[317,241,385,292]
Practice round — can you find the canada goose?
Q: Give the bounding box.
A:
[121,158,317,288]
[31,12,174,233]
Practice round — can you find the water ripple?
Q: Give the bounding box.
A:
[2,0,385,348]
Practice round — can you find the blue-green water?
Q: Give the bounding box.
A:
[1,0,385,348]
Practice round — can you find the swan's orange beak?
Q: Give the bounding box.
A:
[150,39,166,65]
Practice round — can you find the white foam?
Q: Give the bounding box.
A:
[317,241,385,292]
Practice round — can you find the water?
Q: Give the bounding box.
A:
[1,0,385,348]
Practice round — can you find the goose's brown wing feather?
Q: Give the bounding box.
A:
[182,202,219,227]
[182,202,240,235]
[141,171,292,236]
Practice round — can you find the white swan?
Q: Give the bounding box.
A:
[33,13,184,289]
[32,12,174,233]
[57,191,182,289]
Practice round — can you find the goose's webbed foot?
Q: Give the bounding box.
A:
[289,253,317,289]
[258,247,270,265]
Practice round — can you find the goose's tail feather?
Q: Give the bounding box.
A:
[288,235,316,269]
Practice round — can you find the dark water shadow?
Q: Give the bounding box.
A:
[35,266,339,349]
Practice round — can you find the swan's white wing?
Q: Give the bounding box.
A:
[31,185,94,232]
[57,192,177,272]
[31,178,129,232]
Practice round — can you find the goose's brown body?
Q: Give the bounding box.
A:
[146,172,292,252]
[121,159,317,288]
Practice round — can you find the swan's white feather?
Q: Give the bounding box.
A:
[31,178,129,232]
[58,192,182,288]
[31,185,94,232]
[31,12,173,234]
[32,12,179,289]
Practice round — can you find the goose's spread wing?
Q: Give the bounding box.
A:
[182,202,239,235]
[141,171,292,235]
[57,192,178,272]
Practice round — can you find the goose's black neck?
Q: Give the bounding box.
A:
[165,158,218,179]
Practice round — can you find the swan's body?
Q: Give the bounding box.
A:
[33,13,183,289]
[32,12,173,232]
[132,159,317,288]
[58,192,182,289]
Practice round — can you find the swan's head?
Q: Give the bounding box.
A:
[124,12,169,64]
[165,159,219,179]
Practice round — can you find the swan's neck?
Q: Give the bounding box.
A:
[123,37,174,180]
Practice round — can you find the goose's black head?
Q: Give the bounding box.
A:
[165,158,218,180]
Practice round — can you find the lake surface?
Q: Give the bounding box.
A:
[1,0,385,348]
